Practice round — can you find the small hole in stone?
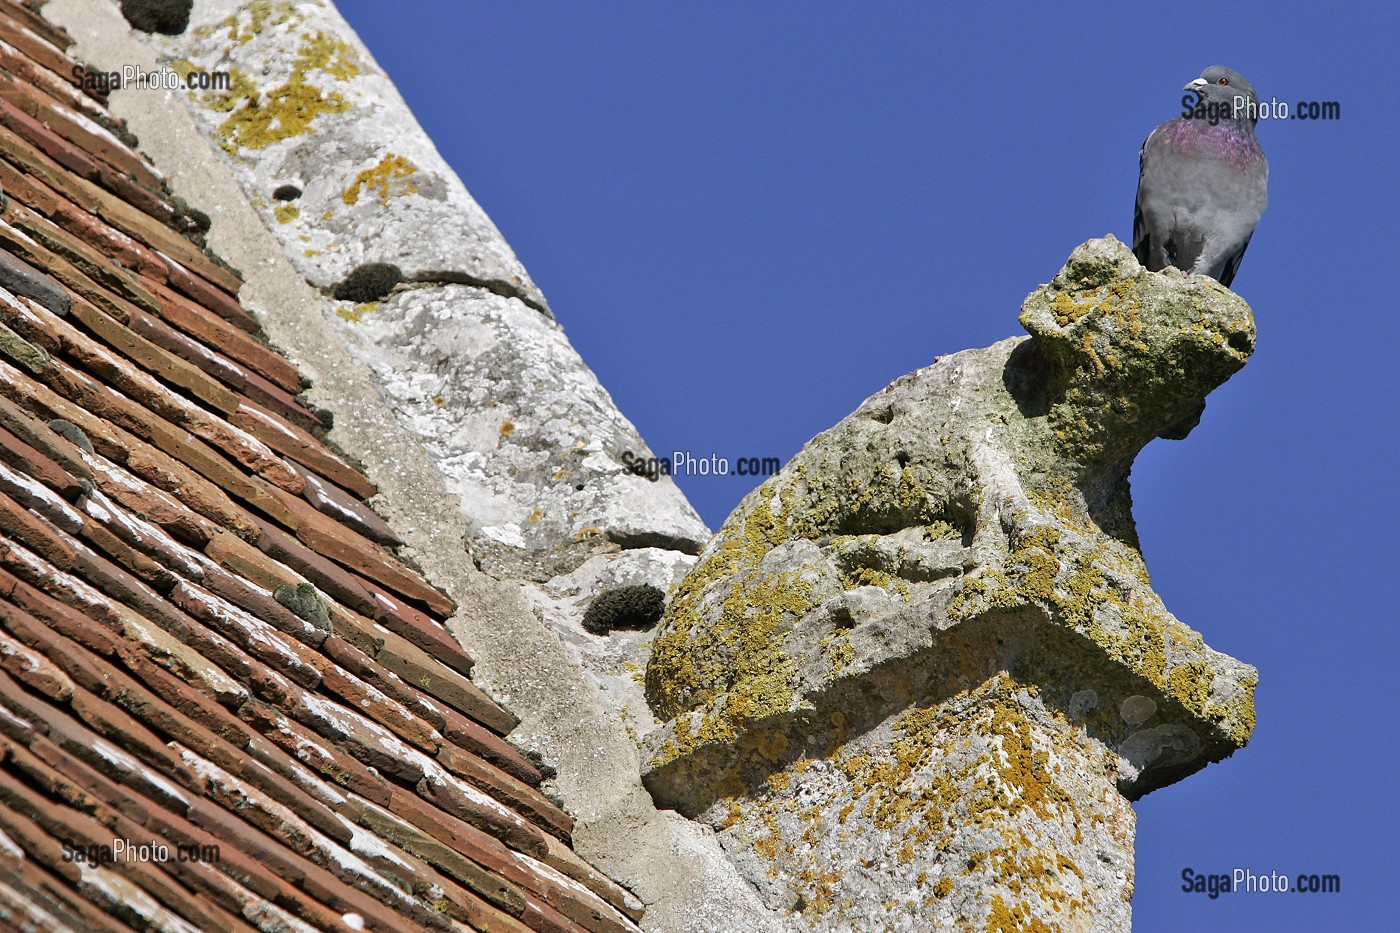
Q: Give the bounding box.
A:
[1227,331,1253,354]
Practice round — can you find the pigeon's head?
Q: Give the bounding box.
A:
[1184,66,1259,118]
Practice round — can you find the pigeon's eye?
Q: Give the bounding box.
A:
[1217,77,1229,86]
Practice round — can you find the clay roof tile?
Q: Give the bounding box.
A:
[0,7,641,931]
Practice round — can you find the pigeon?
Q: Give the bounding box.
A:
[1133,66,1268,288]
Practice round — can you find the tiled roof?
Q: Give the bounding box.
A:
[0,3,642,930]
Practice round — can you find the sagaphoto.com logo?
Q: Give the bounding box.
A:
[1182,93,1339,124]
[73,63,233,94]
[622,450,781,482]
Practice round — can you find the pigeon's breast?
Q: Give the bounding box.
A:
[1159,117,1266,172]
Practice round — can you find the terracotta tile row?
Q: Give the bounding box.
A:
[0,5,89,110]
[0,68,163,195]
[0,4,644,930]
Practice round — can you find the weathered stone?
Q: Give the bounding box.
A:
[166,0,549,313]
[122,2,709,586]
[643,237,1258,931]
[331,284,709,581]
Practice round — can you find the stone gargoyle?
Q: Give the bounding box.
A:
[642,236,1258,812]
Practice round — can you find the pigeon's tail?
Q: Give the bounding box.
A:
[1215,234,1253,288]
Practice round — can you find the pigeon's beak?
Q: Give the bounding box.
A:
[1183,77,1209,95]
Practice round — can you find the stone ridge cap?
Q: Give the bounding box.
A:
[143,0,710,583]
[172,0,550,314]
[0,3,646,930]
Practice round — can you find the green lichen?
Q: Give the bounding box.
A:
[641,238,1256,925]
[647,488,799,721]
[840,565,912,600]
[1167,659,1214,712]
[944,511,1254,746]
[1021,253,1253,470]
[273,203,299,224]
[819,633,856,678]
[1204,674,1257,744]
[926,519,962,540]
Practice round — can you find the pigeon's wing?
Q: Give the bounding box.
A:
[1132,126,1177,271]
[1132,131,1152,265]
[1216,231,1252,289]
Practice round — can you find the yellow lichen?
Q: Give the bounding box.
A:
[986,894,1061,933]
[342,154,419,206]
[194,0,296,44]
[820,633,857,678]
[335,301,380,323]
[205,26,360,151]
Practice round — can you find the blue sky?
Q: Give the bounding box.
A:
[335,2,1395,928]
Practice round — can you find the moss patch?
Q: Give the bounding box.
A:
[332,263,403,303]
[120,0,193,35]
